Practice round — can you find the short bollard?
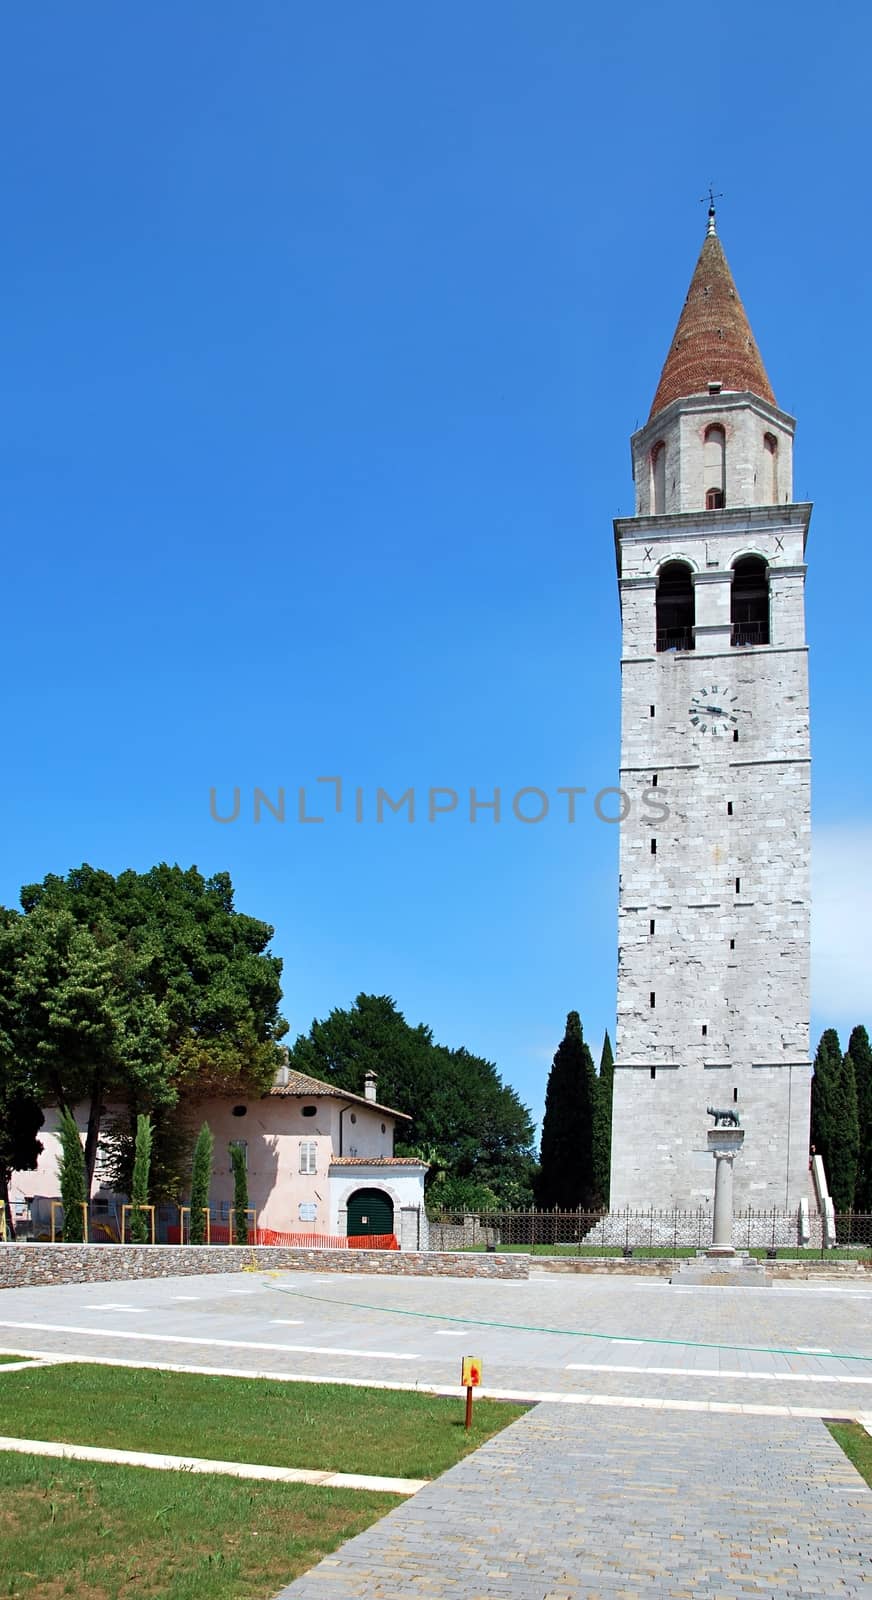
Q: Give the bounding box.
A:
[461,1355,482,1430]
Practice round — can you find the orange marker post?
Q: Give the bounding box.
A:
[461,1356,482,1430]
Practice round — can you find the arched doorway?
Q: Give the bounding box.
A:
[346,1188,394,1238]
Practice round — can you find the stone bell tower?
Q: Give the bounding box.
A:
[610,204,812,1212]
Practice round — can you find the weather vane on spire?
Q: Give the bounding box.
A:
[700,184,723,236]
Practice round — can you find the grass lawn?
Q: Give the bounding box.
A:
[0,1451,401,1600]
[827,1421,872,1487]
[0,1364,526,1479]
[0,1354,29,1364]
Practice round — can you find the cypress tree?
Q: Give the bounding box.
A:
[537,1012,599,1210]
[189,1123,213,1244]
[593,1031,614,1208]
[810,1028,842,1183]
[129,1114,153,1243]
[58,1108,87,1242]
[230,1142,250,1244]
[847,1025,872,1212]
[829,1052,860,1214]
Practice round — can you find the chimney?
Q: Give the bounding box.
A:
[363,1071,378,1103]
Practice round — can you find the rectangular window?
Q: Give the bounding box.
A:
[650,838,657,855]
[650,705,655,717]
[651,774,658,787]
[727,801,733,816]
[733,1087,738,1104]
[299,1140,317,1175]
[702,1025,708,1038]
[650,991,656,1008]
[730,938,735,950]
[229,1139,247,1170]
[649,919,655,935]
[650,1066,656,1080]
[735,877,741,894]
[298,1201,317,1222]
[733,729,739,742]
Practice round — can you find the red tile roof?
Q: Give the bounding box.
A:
[329,1156,428,1167]
[268,1068,411,1120]
[649,230,775,420]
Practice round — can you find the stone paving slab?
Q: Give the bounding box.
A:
[273,1405,872,1600]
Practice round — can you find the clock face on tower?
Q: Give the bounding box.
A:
[688,686,741,734]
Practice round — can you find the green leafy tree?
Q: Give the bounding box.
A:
[593,1030,614,1207]
[129,1114,153,1244]
[14,908,128,1193]
[18,863,287,1193]
[230,1142,250,1244]
[537,1012,600,1210]
[848,1025,872,1212]
[57,1108,87,1242]
[829,1052,860,1214]
[0,913,44,1239]
[189,1123,213,1244]
[289,994,535,1206]
[810,1028,842,1184]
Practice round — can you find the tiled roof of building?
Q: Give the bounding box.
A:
[649,225,775,421]
[329,1156,428,1167]
[268,1068,411,1120]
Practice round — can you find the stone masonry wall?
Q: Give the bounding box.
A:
[0,1243,527,1289]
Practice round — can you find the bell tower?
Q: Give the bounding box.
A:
[610,205,812,1211]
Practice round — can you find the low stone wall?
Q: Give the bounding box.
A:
[530,1255,867,1279]
[0,1243,528,1289]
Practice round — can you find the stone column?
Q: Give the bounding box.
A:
[711,1151,736,1251]
[706,1127,744,1256]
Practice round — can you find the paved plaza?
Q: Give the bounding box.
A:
[1,1268,871,1597]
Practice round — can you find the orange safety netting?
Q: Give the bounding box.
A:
[165,1225,398,1250]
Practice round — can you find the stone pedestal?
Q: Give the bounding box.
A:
[670,1125,770,1285]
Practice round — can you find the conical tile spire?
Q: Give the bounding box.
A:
[649,220,775,421]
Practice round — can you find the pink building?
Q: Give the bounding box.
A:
[12,1068,429,1250]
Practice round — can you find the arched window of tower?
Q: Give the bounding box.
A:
[763,433,778,504]
[731,554,770,647]
[704,424,726,509]
[651,441,666,514]
[655,560,695,652]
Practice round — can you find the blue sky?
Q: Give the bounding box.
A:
[2,3,870,1132]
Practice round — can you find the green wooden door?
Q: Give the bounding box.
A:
[346,1188,394,1237]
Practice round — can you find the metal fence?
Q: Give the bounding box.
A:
[426,1208,872,1258]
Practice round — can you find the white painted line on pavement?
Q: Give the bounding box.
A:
[81,1305,142,1313]
[269,1320,305,1326]
[0,1346,865,1423]
[0,1435,426,1495]
[172,1297,202,1302]
[566,1360,872,1385]
[797,1346,832,1353]
[433,1330,466,1337]
[0,1322,421,1361]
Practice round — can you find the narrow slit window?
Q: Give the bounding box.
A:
[735,877,741,894]
[650,838,657,855]
[651,773,658,787]
[733,729,739,742]
[650,704,655,717]
[727,801,733,816]
[649,919,655,935]
[650,1066,656,1080]
[702,1025,708,1038]
[650,991,656,1008]
[730,938,735,950]
[733,1087,739,1104]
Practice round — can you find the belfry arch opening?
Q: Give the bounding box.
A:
[731,555,770,646]
[656,560,695,652]
[704,424,726,509]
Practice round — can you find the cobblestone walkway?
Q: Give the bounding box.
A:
[274,1405,872,1599]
